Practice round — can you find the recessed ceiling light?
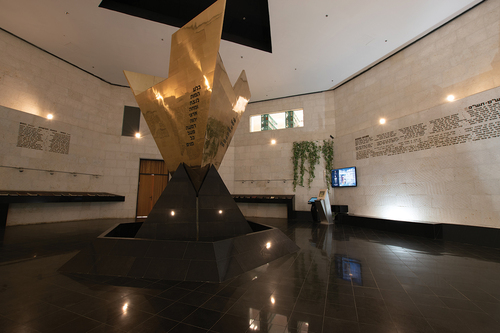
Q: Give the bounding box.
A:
[271,139,276,145]
[135,132,141,138]
[379,118,386,125]
[447,95,455,102]
[47,114,53,120]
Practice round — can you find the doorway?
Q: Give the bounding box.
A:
[136,159,169,218]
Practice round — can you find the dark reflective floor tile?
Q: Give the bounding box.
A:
[0,315,39,333]
[415,304,459,321]
[428,286,466,299]
[454,309,500,332]
[473,300,500,316]
[176,281,205,291]
[288,311,323,333]
[25,308,81,333]
[401,284,433,295]
[439,297,483,311]
[358,322,398,333]
[272,285,301,299]
[183,308,223,329]
[103,308,153,331]
[128,316,178,333]
[135,296,174,314]
[245,321,286,333]
[66,297,111,316]
[86,324,127,333]
[179,291,213,307]
[157,302,198,322]
[353,287,382,299]
[195,283,227,295]
[380,289,412,303]
[385,300,421,317]
[168,322,208,333]
[353,296,385,309]
[407,292,446,307]
[3,300,61,324]
[460,289,500,303]
[48,316,102,333]
[391,313,434,333]
[322,317,360,333]
[200,295,236,312]
[158,287,192,301]
[210,313,251,332]
[356,306,392,325]
[293,299,325,315]
[326,292,355,307]
[216,286,247,300]
[327,284,353,295]
[225,299,262,319]
[426,317,473,333]
[324,303,357,322]
[256,306,290,326]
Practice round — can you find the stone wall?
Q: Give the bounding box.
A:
[0,29,162,225]
[332,0,500,227]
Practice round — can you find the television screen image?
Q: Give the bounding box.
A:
[332,167,357,187]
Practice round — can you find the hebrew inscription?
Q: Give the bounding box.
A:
[17,122,71,154]
[355,97,500,160]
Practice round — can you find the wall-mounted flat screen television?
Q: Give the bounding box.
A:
[332,167,357,187]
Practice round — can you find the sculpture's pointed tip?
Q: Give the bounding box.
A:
[123,70,166,96]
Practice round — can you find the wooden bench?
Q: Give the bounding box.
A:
[232,194,295,218]
[0,191,125,229]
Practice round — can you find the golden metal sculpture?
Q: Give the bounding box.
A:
[124,0,250,173]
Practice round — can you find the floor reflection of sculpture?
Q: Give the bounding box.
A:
[60,0,299,282]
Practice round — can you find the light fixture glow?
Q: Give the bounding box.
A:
[171,211,175,216]
[379,118,386,125]
[218,210,223,214]
[47,114,53,120]
[447,95,455,102]
[135,132,141,138]
[266,242,271,249]
[122,303,128,313]
[270,296,275,304]
[271,139,276,145]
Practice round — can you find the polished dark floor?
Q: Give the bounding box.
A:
[1,217,500,333]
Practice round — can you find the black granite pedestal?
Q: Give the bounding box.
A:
[60,164,299,282]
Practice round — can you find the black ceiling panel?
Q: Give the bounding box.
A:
[99,0,272,53]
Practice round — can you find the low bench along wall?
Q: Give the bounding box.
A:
[0,191,125,228]
[232,195,295,219]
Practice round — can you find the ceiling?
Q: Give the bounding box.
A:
[0,0,483,102]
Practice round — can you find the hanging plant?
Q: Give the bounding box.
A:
[321,138,334,188]
[305,141,321,188]
[291,140,320,190]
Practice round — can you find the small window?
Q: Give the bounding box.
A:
[122,106,141,137]
[249,110,303,132]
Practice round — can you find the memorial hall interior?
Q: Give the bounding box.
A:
[1,0,500,332]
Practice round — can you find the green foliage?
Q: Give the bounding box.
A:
[321,139,334,188]
[292,139,334,191]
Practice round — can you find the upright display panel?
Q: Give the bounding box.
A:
[332,167,357,187]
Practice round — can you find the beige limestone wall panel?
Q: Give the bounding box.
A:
[231,91,335,213]
[334,0,500,139]
[0,30,166,225]
[333,84,500,228]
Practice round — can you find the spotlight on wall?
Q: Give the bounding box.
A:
[379,118,386,125]
[47,114,53,120]
[446,95,455,102]
[135,132,141,138]
[271,139,276,145]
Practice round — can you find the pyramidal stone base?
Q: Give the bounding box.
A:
[59,164,299,282]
